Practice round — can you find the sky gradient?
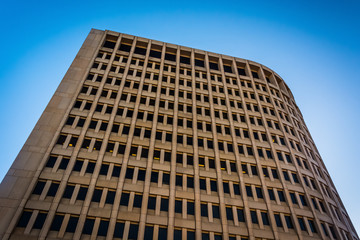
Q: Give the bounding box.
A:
[1,0,359,234]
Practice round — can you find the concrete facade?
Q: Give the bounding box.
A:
[0,29,357,240]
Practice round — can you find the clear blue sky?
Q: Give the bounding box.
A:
[1,0,359,234]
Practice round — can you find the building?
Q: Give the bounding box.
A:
[0,29,357,240]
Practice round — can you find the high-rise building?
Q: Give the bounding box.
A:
[0,29,357,240]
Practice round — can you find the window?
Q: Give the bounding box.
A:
[285,215,294,229]
[201,203,208,217]
[33,211,47,229]
[50,214,65,231]
[212,205,220,218]
[250,210,258,224]
[274,214,283,227]
[128,223,139,239]
[83,218,95,234]
[261,212,269,225]
[298,217,307,231]
[226,206,233,221]
[113,221,125,238]
[65,215,79,233]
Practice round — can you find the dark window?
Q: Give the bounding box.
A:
[82,218,95,234]
[144,225,154,240]
[33,181,46,195]
[65,216,79,233]
[165,53,176,61]
[261,212,269,225]
[128,223,139,240]
[298,218,307,231]
[92,189,103,202]
[278,190,286,202]
[148,196,156,210]
[33,212,47,229]
[17,211,32,227]
[237,68,246,76]
[63,185,75,199]
[195,59,204,67]
[134,47,146,55]
[161,198,169,211]
[251,71,259,78]
[112,165,121,177]
[58,158,69,170]
[119,43,131,52]
[256,187,263,198]
[201,203,208,217]
[202,232,210,240]
[223,65,232,73]
[268,189,275,200]
[120,192,130,206]
[187,230,195,240]
[226,207,233,220]
[106,190,115,204]
[97,219,109,236]
[125,168,134,179]
[150,50,161,58]
[73,160,83,172]
[290,192,298,204]
[212,205,220,218]
[175,199,182,213]
[103,40,116,49]
[47,182,59,197]
[114,222,125,238]
[86,161,95,173]
[246,185,253,197]
[187,201,195,215]
[285,216,294,229]
[180,56,190,64]
[210,180,217,192]
[100,164,109,176]
[77,186,88,200]
[223,182,230,194]
[274,214,282,227]
[308,219,317,233]
[237,208,245,222]
[209,62,218,70]
[233,183,241,195]
[50,214,64,231]
[250,210,258,224]
[174,229,182,240]
[46,155,57,168]
[133,194,142,208]
[138,169,146,181]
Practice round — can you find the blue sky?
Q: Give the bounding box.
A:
[1,0,359,234]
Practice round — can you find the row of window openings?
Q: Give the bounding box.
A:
[79,85,278,117]
[56,137,303,176]
[17,208,326,239]
[93,61,252,82]
[56,133,300,166]
[45,152,305,191]
[56,133,257,159]
[72,100,284,131]
[90,66,273,98]
[71,107,284,142]
[103,38,284,85]
[31,174,312,216]
[101,122,270,143]
[33,170,313,210]
[17,207,258,240]
[86,73,272,104]
[116,44,268,81]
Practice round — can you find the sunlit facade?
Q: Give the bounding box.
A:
[0,29,357,240]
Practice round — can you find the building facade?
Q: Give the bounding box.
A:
[0,29,357,240]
